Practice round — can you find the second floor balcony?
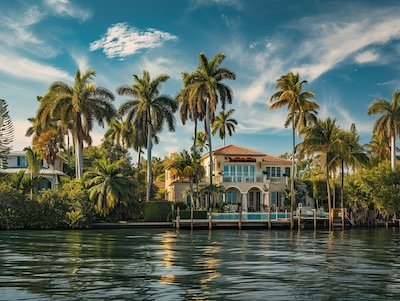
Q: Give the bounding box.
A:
[217,172,286,184]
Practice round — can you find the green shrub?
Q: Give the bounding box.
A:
[178,210,207,219]
[144,201,173,222]
[0,183,27,229]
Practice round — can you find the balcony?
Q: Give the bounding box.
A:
[218,172,285,183]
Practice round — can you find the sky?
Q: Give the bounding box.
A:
[1,0,400,158]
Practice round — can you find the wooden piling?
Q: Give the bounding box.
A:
[290,209,294,229]
[268,206,271,230]
[297,208,301,230]
[190,205,194,230]
[208,210,212,230]
[176,207,180,230]
[238,207,242,230]
[341,208,345,230]
[313,209,317,230]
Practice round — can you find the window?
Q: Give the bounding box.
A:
[17,156,27,168]
[222,165,256,182]
[227,191,236,204]
[285,167,291,177]
[271,191,282,207]
[267,166,281,177]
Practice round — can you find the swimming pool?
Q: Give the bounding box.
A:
[211,211,327,221]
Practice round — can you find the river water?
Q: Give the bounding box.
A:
[0,228,399,300]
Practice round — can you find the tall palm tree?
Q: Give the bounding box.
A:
[177,72,205,156]
[84,159,135,216]
[330,124,369,208]
[117,70,177,202]
[212,109,238,146]
[184,53,236,189]
[33,129,63,167]
[300,118,343,213]
[368,91,400,171]
[270,72,319,220]
[37,69,116,178]
[0,99,13,169]
[366,133,397,163]
[24,146,41,199]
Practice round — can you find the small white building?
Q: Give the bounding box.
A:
[1,151,66,189]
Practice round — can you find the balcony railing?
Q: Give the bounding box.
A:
[218,172,285,183]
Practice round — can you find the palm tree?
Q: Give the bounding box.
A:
[0,99,13,169]
[270,72,319,221]
[105,118,126,148]
[212,109,238,146]
[195,131,208,153]
[32,129,62,167]
[300,118,343,213]
[330,124,369,208]
[37,69,116,178]
[117,70,177,202]
[184,53,236,188]
[84,159,135,216]
[366,133,398,163]
[368,91,400,171]
[24,146,41,199]
[177,72,205,156]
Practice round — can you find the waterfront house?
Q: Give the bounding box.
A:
[165,145,293,212]
[1,151,66,189]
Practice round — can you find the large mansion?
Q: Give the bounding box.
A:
[165,145,293,212]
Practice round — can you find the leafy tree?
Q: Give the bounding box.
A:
[37,69,116,178]
[270,72,318,216]
[0,99,13,168]
[300,118,343,212]
[117,70,177,201]
[184,53,236,189]
[84,159,136,217]
[330,124,369,208]
[212,109,238,146]
[368,91,400,171]
[195,131,208,153]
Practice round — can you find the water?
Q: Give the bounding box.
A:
[1,228,400,300]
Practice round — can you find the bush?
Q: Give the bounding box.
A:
[144,201,173,222]
[0,180,94,230]
[179,210,207,219]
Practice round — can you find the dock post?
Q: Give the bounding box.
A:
[313,209,317,230]
[176,207,180,230]
[268,206,271,230]
[208,210,212,230]
[342,208,345,230]
[297,208,301,230]
[290,209,294,229]
[190,204,194,230]
[238,205,242,230]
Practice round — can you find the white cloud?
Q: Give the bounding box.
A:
[43,0,92,21]
[228,6,400,108]
[90,23,178,59]
[70,51,89,72]
[0,52,72,84]
[354,50,380,64]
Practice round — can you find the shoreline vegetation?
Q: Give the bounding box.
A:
[1,52,400,230]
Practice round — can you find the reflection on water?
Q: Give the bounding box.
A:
[0,228,400,300]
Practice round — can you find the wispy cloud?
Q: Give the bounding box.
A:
[43,0,92,21]
[354,50,380,64]
[90,23,178,59]
[228,5,400,107]
[0,52,72,83]
[190,0,242,10]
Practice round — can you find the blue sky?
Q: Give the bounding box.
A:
[2,0,400,158]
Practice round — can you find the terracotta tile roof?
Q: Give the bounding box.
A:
[171,177,190,184]
[213,145,266,156]
[262,154,292,165]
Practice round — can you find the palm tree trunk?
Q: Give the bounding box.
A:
[206,100,213,208]
[193,118,198,156]
[146,122,152,202]
[341,159,344,208]
[326,157,331,213]
[391,133,396,171]
[223,136,226,147]
[290,120,296,228]
[75,136,84,179]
